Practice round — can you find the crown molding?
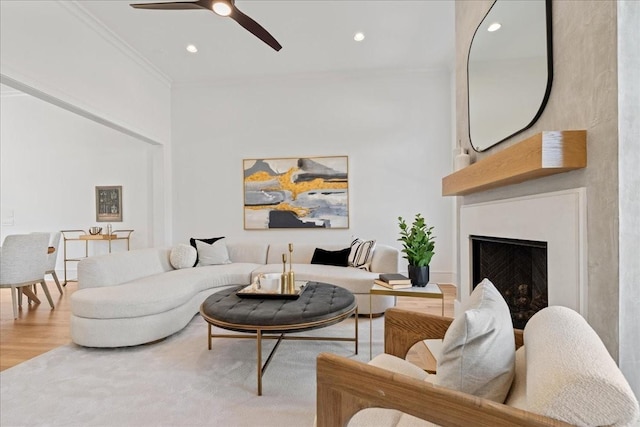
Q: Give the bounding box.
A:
[59,1,172,88]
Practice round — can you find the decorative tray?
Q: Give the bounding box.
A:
[236,281,308,300]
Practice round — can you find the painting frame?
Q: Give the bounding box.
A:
[243,156,349,230]
[95,186,123,222]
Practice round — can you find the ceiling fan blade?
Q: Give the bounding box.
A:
[130,1,206,10]
[229,6,282,51]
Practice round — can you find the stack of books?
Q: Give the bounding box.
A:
[374,273,412,289]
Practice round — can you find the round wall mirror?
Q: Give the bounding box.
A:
[467,0,553,152]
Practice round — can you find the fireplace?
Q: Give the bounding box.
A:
[471,235,548,329]
[458,188,587,320]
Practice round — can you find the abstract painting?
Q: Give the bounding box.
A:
[243,156,349,229]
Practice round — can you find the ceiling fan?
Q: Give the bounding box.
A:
[130,0,282,51]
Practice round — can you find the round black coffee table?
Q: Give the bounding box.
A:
[200,282,358,395]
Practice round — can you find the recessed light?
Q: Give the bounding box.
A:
[186,44,198,53]
[354,32,365,42]
[487,22,501,32]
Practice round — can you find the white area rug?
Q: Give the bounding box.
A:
[1,314,384,427]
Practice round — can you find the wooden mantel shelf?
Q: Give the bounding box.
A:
[442,130,586,196]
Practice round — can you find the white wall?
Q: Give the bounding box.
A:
[0,1,171,145]
[0,0,173,247]
[172,69,455,280]
[0,91,153,275]
[617,0,640,400]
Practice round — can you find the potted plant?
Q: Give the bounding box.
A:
[398,213,435,287]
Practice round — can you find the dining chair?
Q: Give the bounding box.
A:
[45,232,63,294]
[0,233,54,319]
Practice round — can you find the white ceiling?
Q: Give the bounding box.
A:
[79,0,455,84]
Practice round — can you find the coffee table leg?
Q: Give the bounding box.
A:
[208,323,212,350]
[257,329,262,396]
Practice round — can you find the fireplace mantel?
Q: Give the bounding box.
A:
[442,130,586,196]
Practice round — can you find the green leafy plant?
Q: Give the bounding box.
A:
[398,213,435,267]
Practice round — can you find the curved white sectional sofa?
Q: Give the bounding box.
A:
[71,241,399,347]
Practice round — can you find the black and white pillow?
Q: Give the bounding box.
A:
[189,236,224,267]
[348,238,376,270]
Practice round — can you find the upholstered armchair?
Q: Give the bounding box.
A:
[317,285,639,426]
[0,233,54,319]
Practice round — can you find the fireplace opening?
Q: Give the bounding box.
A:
[471,235,548,329]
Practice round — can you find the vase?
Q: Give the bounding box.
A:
[408,265,430,287]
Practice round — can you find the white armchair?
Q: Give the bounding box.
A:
[0,234,54,319]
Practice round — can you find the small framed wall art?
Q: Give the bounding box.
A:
[95,186,123,222]
[243,156,349,229]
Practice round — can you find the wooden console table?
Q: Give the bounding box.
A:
[60,229,133,285]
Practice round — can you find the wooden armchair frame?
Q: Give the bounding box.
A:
[316,308,571,427]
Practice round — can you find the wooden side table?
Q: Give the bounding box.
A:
[369,282,444,359]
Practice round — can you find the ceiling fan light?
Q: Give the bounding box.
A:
[212,1,232,16]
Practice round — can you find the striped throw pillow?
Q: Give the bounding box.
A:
[349,238,376,270]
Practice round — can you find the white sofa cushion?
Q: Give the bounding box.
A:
[226,241,269,264]
[196,239,231,266]
[348,354,436,427]
[504,346,527,410]
[435,278,515,403]
[524,306,640,426]
[169,244,197,269]
[78,248,173,289]
[72,263,259,318]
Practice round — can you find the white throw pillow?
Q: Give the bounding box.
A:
[348,238,376,270]
[196,238,231,266]
[169,244,197,270]
[436,278,515,403]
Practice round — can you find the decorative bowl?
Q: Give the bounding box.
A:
[89,227,102,235]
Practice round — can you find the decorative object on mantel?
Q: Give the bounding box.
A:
[397,213,436,287]
[442,130,586,196]
[453,144,472,171]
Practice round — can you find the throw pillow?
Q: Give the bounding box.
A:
[195,238,232,266]
[348,238,376,270]
[436,278,515,403]
[189,236,224,267]
[169,244,197,270]
[310,247,351,267]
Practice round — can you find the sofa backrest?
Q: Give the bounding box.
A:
[516,306,639,426]
[266,243,341,265]
[226,241,269,264]
[266,242,399,273]
[78,248,172,289]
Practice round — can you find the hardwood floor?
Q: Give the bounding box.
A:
[0,281,76,371]
[1,281,455,372]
